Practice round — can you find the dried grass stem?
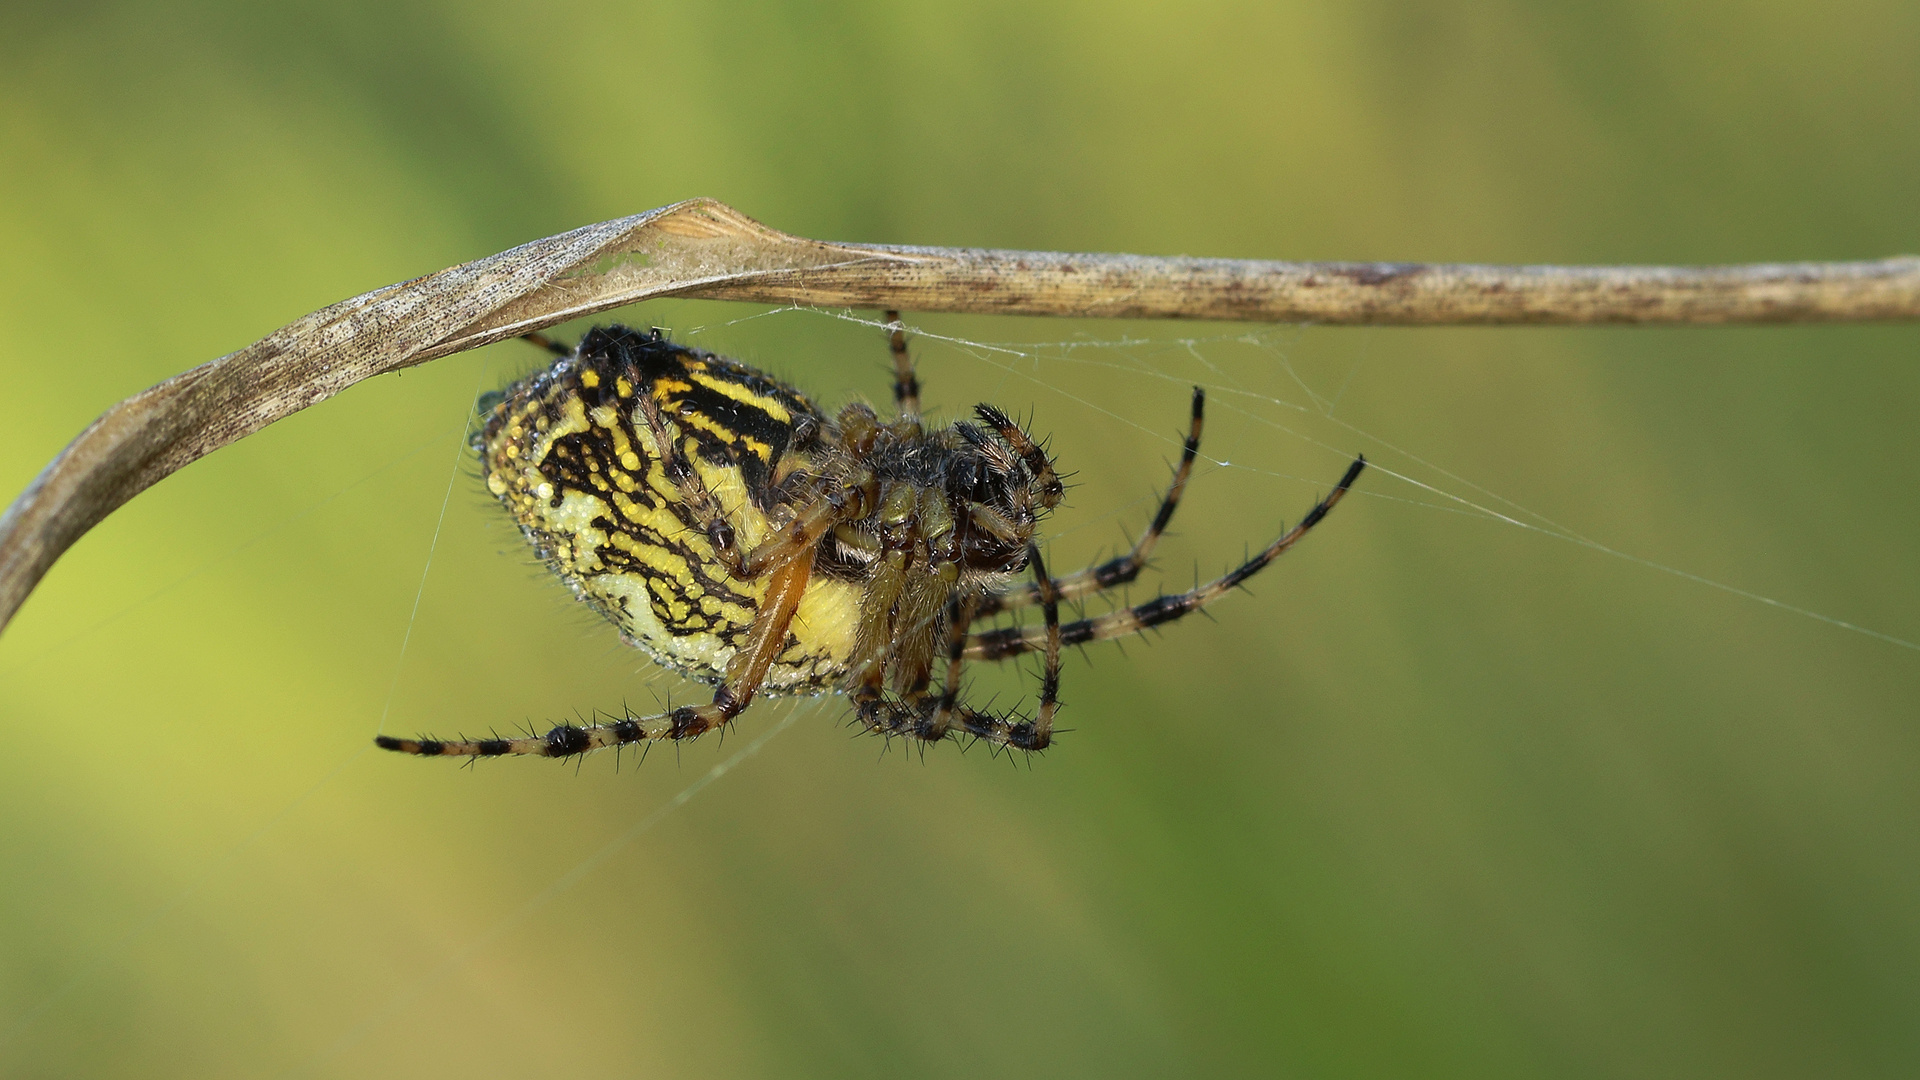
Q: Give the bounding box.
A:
[3,198,1916,632]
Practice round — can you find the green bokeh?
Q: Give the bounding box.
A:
[2,2,1916,1077]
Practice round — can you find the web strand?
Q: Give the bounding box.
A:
[786,307,1915,656]
[376,366,488,737]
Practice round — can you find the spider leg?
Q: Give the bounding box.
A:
[963,455,1366,662]
[884,309,921,419]
[854,543,1062,751]
[520,331,573,357]
[977,386,1205,618]
[935,593,981,736]
[849,590,970,743]
[973,404,1065,508]
[1026,541,1063,744]
[377,552,817,758]
[736,478,874,578]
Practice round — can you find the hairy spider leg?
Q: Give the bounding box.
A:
[929,592,980,741]
[1025,540,1063,745]
[374,492,853,758]
[850,540,1064,751]
[974,404,1066,508]
[963,455,1367,662]
[977,386,1206,618]
[883,309,921,418]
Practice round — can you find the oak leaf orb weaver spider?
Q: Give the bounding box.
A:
[376,314,1364,760]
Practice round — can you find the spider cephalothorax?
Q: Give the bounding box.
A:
[812,397,1065,712]
[376,315,1363,761]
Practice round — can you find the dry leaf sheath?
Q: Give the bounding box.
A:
[2,197,1916,633]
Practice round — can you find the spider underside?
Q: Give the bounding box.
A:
[377,315,1364,760]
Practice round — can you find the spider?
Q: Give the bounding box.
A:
[376,314,1364,760]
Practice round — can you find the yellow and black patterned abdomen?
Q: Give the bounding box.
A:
[474,326,863,692]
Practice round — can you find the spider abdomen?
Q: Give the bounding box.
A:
[475,326,860,694]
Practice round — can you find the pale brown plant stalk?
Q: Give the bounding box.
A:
[2,197,1917,633]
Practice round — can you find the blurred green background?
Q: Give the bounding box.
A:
[2,1,1917,1077]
